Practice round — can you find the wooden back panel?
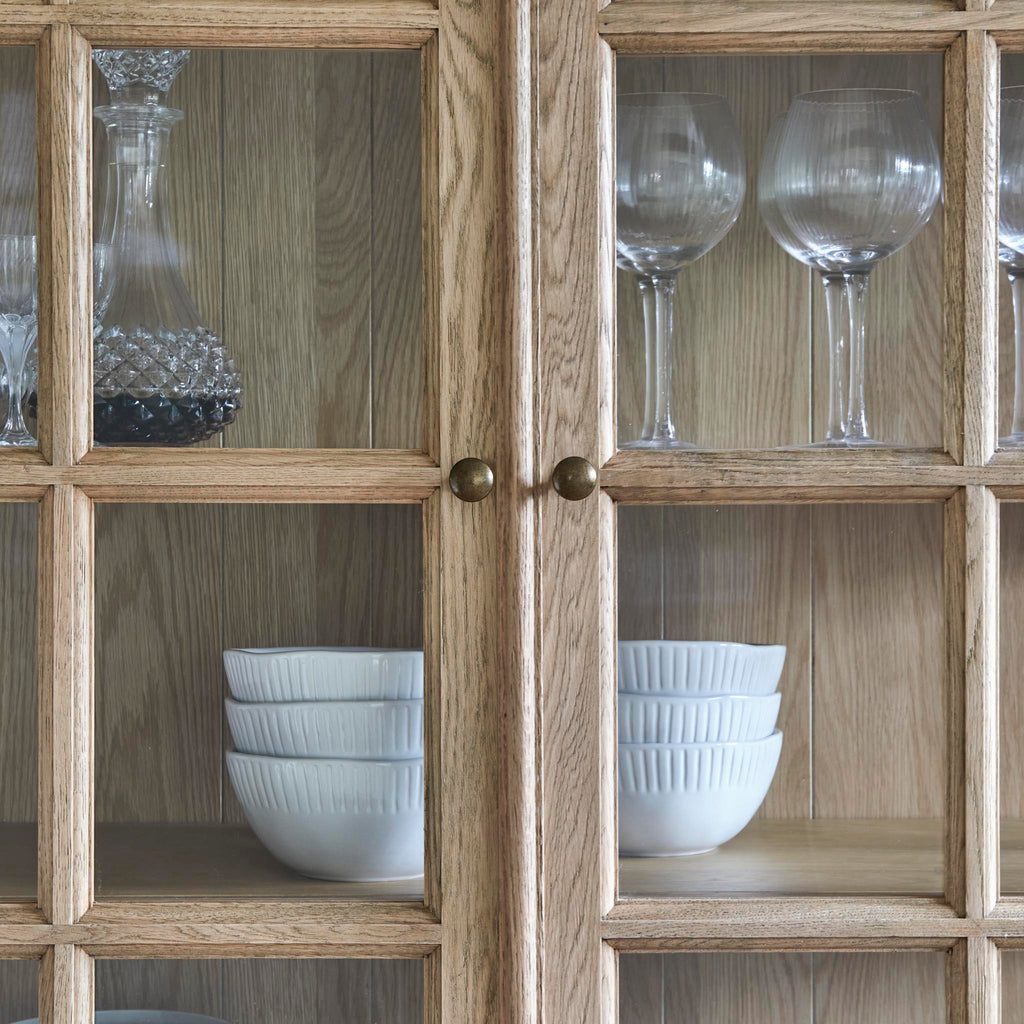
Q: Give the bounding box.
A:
[94,502,422,827]
[95,958,422,1023]
[618,503,946,820]
[616,54,944,449]
[0,958,37,1022]
[91,48,422,450]
[0,502,37,827]
[619,952,946,1024]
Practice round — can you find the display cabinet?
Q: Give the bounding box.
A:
[2,0,1024,1019]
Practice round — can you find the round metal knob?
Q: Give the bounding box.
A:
[449,457,494,502]
[552,456,597,501]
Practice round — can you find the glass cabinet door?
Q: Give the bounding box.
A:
[538,3,1007,1024]
[0,0,522,1016]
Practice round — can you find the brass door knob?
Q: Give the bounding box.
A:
[449,457,494,502]
[552,456,597,501]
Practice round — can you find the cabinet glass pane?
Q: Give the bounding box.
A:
[94,502,424,899]
[91,48,422,449]
[0,960,37,1023]
[1001,53,1024,448]
[619,952,946,1023]
[1003,951,1024,1022]
[1000,503,1024,893]
[0,47,37,450]
[615,54,943,451]
[618,503,945,898]
[0,502,36,901]
[96,958,422,1022]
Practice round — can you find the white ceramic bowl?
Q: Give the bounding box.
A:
[618,640,786,696]
[223,647,423,702]
[618,731,782,856]
[226,752,424,881]
[618,691,781,744]
[226,697,423,759]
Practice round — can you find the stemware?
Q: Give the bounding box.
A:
[616,93,746,449]
[0,235,37,447]
[758,115,850,446]
[998,86,1024,447]
[771,89,942,447]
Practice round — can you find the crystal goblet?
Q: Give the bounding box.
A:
[772,89,942,447]
[616,93,746,449]
[0,235,37,447]
[758,115,850,447]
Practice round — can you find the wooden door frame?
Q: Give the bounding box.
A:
[0,1,536,1023]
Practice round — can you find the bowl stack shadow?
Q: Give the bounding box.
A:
[617,640,785,857]
[223,647,425,882]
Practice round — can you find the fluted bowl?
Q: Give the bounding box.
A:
[223,647,423,703]
[618,640,786,696]
[618,731,782,856]
[618,691,781,744]
[226,752,424,881]
[226,697,423,759]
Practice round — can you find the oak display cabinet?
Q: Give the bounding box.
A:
[0,0,1021,1021]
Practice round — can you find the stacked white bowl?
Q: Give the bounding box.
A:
[618,640,786,856]
[222,646,424,882]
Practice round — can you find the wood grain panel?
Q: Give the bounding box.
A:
[0,46,37,237]
[95,958,423,1024]
[312,50,373,449]
[371,51,422,450]
[619,952,943,1023]
[96,958,224,1015]
[812,504,945,818]
[94,503,223,824]
[221,50,317,450]
[0,502,37,824]
[1004,951,1024,1023]
[0,957,38,1023]
[809,54,945,449]
[813,951,946,1023]
[617,954,662,1024]
[1000,55,1024,439]
[1000,502,1024,818]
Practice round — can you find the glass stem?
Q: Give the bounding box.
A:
[820,273,848,443]
[637,276,656,440]
[641,273,678,444]
[1011,271,1024,438]
[843,270,872,443]
[2,327,32,437]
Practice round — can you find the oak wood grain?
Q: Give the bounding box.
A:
[0,503,37,828]
[0,956,38,1023]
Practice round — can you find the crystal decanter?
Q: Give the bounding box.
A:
[92,48,241,444]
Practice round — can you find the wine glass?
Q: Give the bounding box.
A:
[998,86,1024,447]
[772,89,942,447]
[0,235,37,447]
[616,93,746,449]
[758,115,850,447]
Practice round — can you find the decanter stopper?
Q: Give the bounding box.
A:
[93,49,191,106]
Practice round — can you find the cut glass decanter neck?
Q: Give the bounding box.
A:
[93,49,191,106]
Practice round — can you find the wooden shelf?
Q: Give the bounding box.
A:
[619,819,944,899]
[95,824,424,902]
